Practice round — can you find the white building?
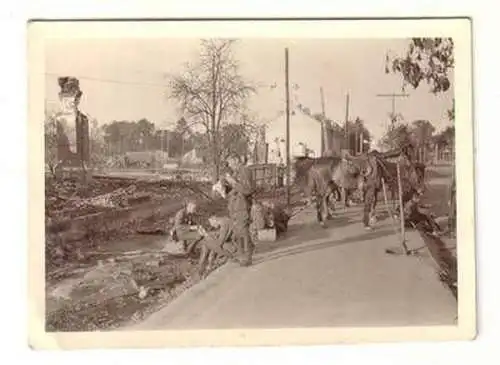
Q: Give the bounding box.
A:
[265,112,322,163]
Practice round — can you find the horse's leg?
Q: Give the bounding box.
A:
[369,189,378,224]
[321,194,329,225]
[327,190,336,218]
[327,183,337,216]
[363,187,376,229]
[347,188,355,206]
[343,187,351,207]
[315,195,322,223]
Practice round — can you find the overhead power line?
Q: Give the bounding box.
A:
[45,72,171,88]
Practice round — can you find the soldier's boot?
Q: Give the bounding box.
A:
[234,238,247,265]
[196,246,209,278]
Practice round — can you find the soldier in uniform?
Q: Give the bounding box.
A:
[196,215,240,277]
[171,199,203,253]
[403,192,443,236]
[250,199,291,240]
[224,154,254,266]
[266,200,291,237]
[358,150,383,230]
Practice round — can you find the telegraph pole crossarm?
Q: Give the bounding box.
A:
[376,92,409,122]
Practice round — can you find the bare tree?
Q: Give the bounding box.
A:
[168,39,256,181]
[44,111,61,178]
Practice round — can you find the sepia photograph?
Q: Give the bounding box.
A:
[28,19,475,348]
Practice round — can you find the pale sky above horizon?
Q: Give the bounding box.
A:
[44,38,454,143]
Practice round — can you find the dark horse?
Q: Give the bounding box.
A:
[345,148,426,229]
[293,155,361,225]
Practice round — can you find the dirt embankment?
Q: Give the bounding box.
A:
[45,175,233,331]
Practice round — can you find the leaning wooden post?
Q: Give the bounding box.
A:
[285,48,291,207]
[396,160,410,254]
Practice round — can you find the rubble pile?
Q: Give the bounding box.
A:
[45,176,212,219]
[46,255,195,331]
[45,177,212,273]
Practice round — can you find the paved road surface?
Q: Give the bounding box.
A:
[126,205,457,330]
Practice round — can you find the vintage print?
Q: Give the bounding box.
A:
[28,19,475,348]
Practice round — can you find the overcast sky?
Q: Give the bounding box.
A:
[44,38,454,143]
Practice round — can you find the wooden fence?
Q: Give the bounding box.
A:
[247,163,285,192]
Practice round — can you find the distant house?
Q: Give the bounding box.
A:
[181,149,204,165]
[264,112,347,160]
[251,125,269,164]
[124,150,171,167]
[324,121,345,157]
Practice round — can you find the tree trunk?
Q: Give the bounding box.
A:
[213,162,219,183]
[211,136,220,183]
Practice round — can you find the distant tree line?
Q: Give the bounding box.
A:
[96,116,254,165]
[379,119,454,162]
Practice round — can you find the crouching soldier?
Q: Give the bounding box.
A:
[264,200,291,237]
[170,199,203,254]
[270,201,291,236]
[403,193,443,236]
[250,198,292,241]
[196,215,240,278]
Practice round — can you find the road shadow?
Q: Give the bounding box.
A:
[255,224,330,256]
[256,213,365,256]
[426,166,453,179]
[420,182,453,218]
[254,228,394,266]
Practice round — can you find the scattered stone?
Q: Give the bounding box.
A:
[138,286,149,299]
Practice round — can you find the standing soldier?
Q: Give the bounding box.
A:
[224,153,254,266]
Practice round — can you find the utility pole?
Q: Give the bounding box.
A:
[320,87,326,156]
[359,129,364,154]
[376,92,409,123]
[285,48,291,206]
[344,93,350,151]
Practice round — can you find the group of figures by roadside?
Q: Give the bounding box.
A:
[294,143,452,236]
[168,154,291,278]
[167,143,454,279]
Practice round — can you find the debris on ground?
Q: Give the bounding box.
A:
[44,174,235,331]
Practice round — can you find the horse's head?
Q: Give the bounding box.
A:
[292,156,315,187]
[342,153,371,178]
